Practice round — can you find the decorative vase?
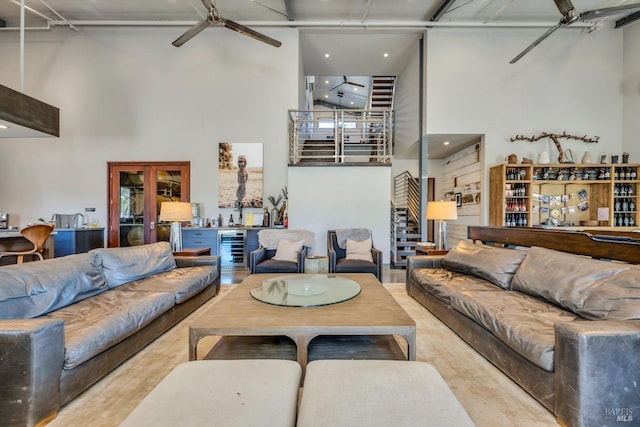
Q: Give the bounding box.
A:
[537,151,550,164]
[581,151,592,164]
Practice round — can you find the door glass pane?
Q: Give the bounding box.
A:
[120,171,145,247]
[156,170,183,244]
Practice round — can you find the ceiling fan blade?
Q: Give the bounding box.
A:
[579,3,640,21]
[553,0,575,16]
[172,18,211,47]
[200,0,214,11]
[345,81,365,88]
[509,23,562,64]
[329,82,345,92]
[221,18,282,47]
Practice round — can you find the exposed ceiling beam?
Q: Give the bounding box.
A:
[429,0,457,22]
[0,84,59,137]
[284,0,296,21]
[615,10,640,28]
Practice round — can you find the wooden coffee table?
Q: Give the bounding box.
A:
[189,273,416,375]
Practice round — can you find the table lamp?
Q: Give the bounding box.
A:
[426,201,458,251]
[159,201,192,252]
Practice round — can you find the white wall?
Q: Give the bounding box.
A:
[0,27,299,228]
[425,26,625,223]
[288,166,391,262]
[623,24,640,161]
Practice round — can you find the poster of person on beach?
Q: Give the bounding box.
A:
[218,142,263,208]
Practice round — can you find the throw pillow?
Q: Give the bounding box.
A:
[442,240,527,289]
[346,238,373,262]
[273,239,304,263]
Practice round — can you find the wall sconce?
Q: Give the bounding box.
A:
[159,201,192,252]
[426,201,458,251]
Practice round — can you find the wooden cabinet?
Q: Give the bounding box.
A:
[54,228,105,257]
[490,163,638,228]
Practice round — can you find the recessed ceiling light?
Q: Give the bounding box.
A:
[444,141,450,145]
[325,80,329,84]
[325,94,329,98]
[350,101,354,105]
[0,124,8,129]
[383,52,389,58]
[324,53,330,58]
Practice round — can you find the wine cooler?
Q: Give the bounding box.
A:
[218,229,247,270]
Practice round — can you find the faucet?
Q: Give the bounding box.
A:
[72,213,84,228]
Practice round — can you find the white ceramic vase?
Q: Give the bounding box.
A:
[581,151,592,164]
[537,151,550,164]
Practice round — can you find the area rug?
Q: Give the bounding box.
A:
[47,284,559,427]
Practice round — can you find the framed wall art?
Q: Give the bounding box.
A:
[218,142,263,208]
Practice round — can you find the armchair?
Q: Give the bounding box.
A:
[327,229,382,281]
[249,229,314,274]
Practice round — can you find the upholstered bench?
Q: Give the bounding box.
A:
[297,360,475,427]
[119,360,301,427]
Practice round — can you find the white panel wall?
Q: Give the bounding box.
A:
[623,24,640,161]
[288,166,391,263]
[425,26,625,222]
[0,27,299,228]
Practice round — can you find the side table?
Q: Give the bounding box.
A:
[304,256,328,273]
[173,247,211,256]
[415,247,449,256]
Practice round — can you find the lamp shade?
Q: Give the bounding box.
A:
[159,201,192,222]
[426,201,458,221]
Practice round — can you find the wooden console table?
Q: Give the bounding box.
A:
[173,247,211,256]
[415,247,449,256]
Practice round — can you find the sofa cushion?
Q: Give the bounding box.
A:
[92,242,176,288]
[0,253,107,319]
[254,259,299,274]
[118,265,218,304]
[47,289,175,369]
[450,290,579,371]
[410,268,502,305]
[442,240,527,289]
[511,246,640,320]
[335,258,377,276]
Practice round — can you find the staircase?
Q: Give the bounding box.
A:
[391,171,421,268]
[369,76,396,110]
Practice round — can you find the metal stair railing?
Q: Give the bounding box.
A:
[288,109,393,165]
[391,171,421,268]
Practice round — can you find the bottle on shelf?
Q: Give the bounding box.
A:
[217,213,223,228]
[229,214,235,227]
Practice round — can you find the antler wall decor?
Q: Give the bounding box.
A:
[510,132,599,164]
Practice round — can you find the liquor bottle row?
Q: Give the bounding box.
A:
[613,213,636,227]
[505,213,528,227]
[505,168,527,181]
[614,167,637,180]
[614,198,637,212]
[505,199,527,212]
[505,183,527,197]
[613,184,635,197]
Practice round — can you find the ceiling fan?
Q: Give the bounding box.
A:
[510,0,640,63]
[330,76,366,92]
[172,0,281,48]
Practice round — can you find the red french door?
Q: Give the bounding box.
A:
[108,162,190,247]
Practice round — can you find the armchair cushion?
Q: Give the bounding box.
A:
[346,238,373,262]
[273,239,305,263]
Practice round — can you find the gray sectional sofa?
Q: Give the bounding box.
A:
[0,242,220,427]
[406,226,640,427]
